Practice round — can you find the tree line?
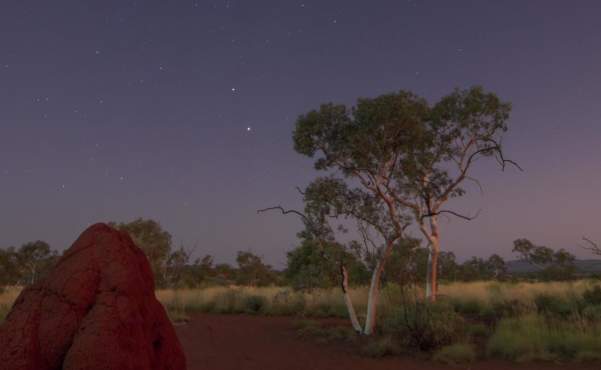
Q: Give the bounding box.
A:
[0,217,587,291]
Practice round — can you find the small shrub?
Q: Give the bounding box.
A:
[453,299,483,316]
[266,290,306,316]
[490,299,530,318]
[433,343,476,365]
[534,294,574,318]
[382,301,464,351]
[295,319,324,338]
[0,304,9,322]
[576,351,601,363]
[360,336,400,358]
[583,286,601,306]
[243,295,266,314]
[323,326,357,343]
[487,315,601,362]
[466,323,489,338]
[582,305,601,322]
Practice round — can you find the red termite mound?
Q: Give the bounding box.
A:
[0,223,186,370]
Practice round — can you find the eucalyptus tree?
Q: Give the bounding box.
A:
[381,87,519,300]
[280,91,428,334]
[264,86,516,332]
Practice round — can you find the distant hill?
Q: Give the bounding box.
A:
[506,259,601,274]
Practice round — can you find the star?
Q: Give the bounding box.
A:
[231,87,237,93]
[247,126,252,132]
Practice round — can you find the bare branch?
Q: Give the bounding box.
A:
[257,206,309,223]
[581,237,601,256]
[421,208,481,222]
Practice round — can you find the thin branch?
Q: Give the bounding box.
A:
[257,206,309,223]
[421,208,481,222]
[581,237,601,256]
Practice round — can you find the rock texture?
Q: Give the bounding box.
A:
[0,223,186,370]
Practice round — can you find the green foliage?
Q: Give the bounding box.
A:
[0,304,9,322]
[533,294,576,319]
[382,301,465,351]
[452,299,484,316]
[235,251,277,287]
[432,343,476,365]
[582,305,601,322]
[285,239,369,290]
[0,241,58,287]
[583,285,601,305]
[466,323,489,338]
[487,315,601,362]
[360,336,401,358]
[512,238,577,280]
[110,218,172,287]
[242,295,267,314]
[266,290,306,316]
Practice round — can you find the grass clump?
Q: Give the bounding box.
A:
[432,343,476,365]
[487,315,601,362]
[0,304,10,322]
[243,295,266,314]
[466,323,489,338]
[360,336,401,358]
[382,301,465,351]
[583,285,601,305]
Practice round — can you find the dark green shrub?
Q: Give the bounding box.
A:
[583,286,601,306]
[360,336,401,358]
[582,305,601,322]
[452,299,483,316]
[534,294,574,319]
[433,343,476,365]
[243,295,266,314]
[382,302,464,351]
[490,299,529,318]
[466,323,489,338]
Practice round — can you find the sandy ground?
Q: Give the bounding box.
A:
[175,314,597,370]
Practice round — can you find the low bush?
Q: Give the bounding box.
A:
[583,286,601,306]
[382,301,464,351]
[487,315,601,362]
[582,305,601,322]
[452,299,484,316]
[466,323,489,338]
[0,304,9,322]
[243,295,267,314]
[360,336,401,358]
[433,343,476,365]
[533,294,575,319]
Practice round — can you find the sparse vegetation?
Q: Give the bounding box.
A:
[433,343,476,365]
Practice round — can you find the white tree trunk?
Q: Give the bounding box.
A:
[340,265,362,333]
[364,260,384,335]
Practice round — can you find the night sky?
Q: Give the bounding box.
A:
[2,1,601,267]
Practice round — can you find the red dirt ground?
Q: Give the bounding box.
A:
[176,314,597,370]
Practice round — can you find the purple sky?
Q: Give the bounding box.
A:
[1,1,600,267]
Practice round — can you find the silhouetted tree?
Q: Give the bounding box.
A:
[512,238,575,280]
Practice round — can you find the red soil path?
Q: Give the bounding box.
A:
[176,314,597,370]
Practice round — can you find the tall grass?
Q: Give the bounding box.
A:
[1,281,598,321]
[487,314,601,362]
[0,286,21,322]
